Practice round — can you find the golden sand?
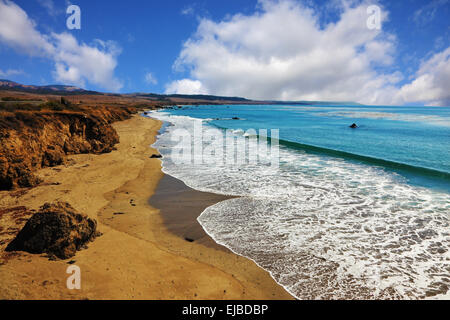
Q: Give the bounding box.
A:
[0,115,292,300]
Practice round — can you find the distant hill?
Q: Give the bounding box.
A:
[0,80,100,95]
[0,79,361,105]
[0,80,256,103]
[135,93,251,102]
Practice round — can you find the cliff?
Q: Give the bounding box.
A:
[0,105,137,190]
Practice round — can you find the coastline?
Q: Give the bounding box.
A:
[0,114,293,300]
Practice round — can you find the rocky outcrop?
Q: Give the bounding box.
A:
[6,202,100,259]
[0,105,136,190]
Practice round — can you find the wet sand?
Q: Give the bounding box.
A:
[149,173,233,250]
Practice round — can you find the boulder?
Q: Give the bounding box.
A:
[42,148,65,167]
[150,154,162,159]
[6,202,100,259]
[349,123,358,129]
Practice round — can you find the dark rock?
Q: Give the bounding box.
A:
[150,154,162,159]
[232,117,240,120]
[349,123,358,129]
[6,202,100,259]
[42,148,65,167]
[60,97,70,107]
[16,170,43,188]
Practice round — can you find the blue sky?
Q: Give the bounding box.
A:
[0,0,449,105]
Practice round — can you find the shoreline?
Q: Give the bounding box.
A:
[149,173,232,251]
[0,114,293,300]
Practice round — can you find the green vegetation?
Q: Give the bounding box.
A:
[39,99,81,112]
[0,102,42,112]
[1,97,44,102]
[0,97,82,113]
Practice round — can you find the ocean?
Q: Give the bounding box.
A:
[147,104,450,300]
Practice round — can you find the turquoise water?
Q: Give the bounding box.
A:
[164,104,450,191]
[149,105,450,300]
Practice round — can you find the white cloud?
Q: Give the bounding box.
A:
[0,68,23,78]
[165,79,208,94]
[144,72,158,85]
[395,48,450,106]
[168,0,401,104]
[0,0,54,56]
[0,0,122,92]
[51,34,122,90]
[168,0,449,106]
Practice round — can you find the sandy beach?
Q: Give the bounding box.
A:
[0,115,292,300]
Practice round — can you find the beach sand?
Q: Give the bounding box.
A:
[0,115,293,300]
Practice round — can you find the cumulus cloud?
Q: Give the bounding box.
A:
[0,0,54,56]
[50,34,122,90]
[165,79,207,94]
[395,48,450,106]
[168,0,449,106]
[0,0,122,91]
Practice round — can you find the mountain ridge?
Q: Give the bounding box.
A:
[0,79,361,105]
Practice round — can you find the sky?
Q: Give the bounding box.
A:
[0,0,449,106]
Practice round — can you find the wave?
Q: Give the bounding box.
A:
[208,121,450,183]
[276,138,450,181]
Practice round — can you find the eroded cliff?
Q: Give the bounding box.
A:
[0,105,136,190]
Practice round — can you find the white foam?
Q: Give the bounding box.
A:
[148,111,450,300]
